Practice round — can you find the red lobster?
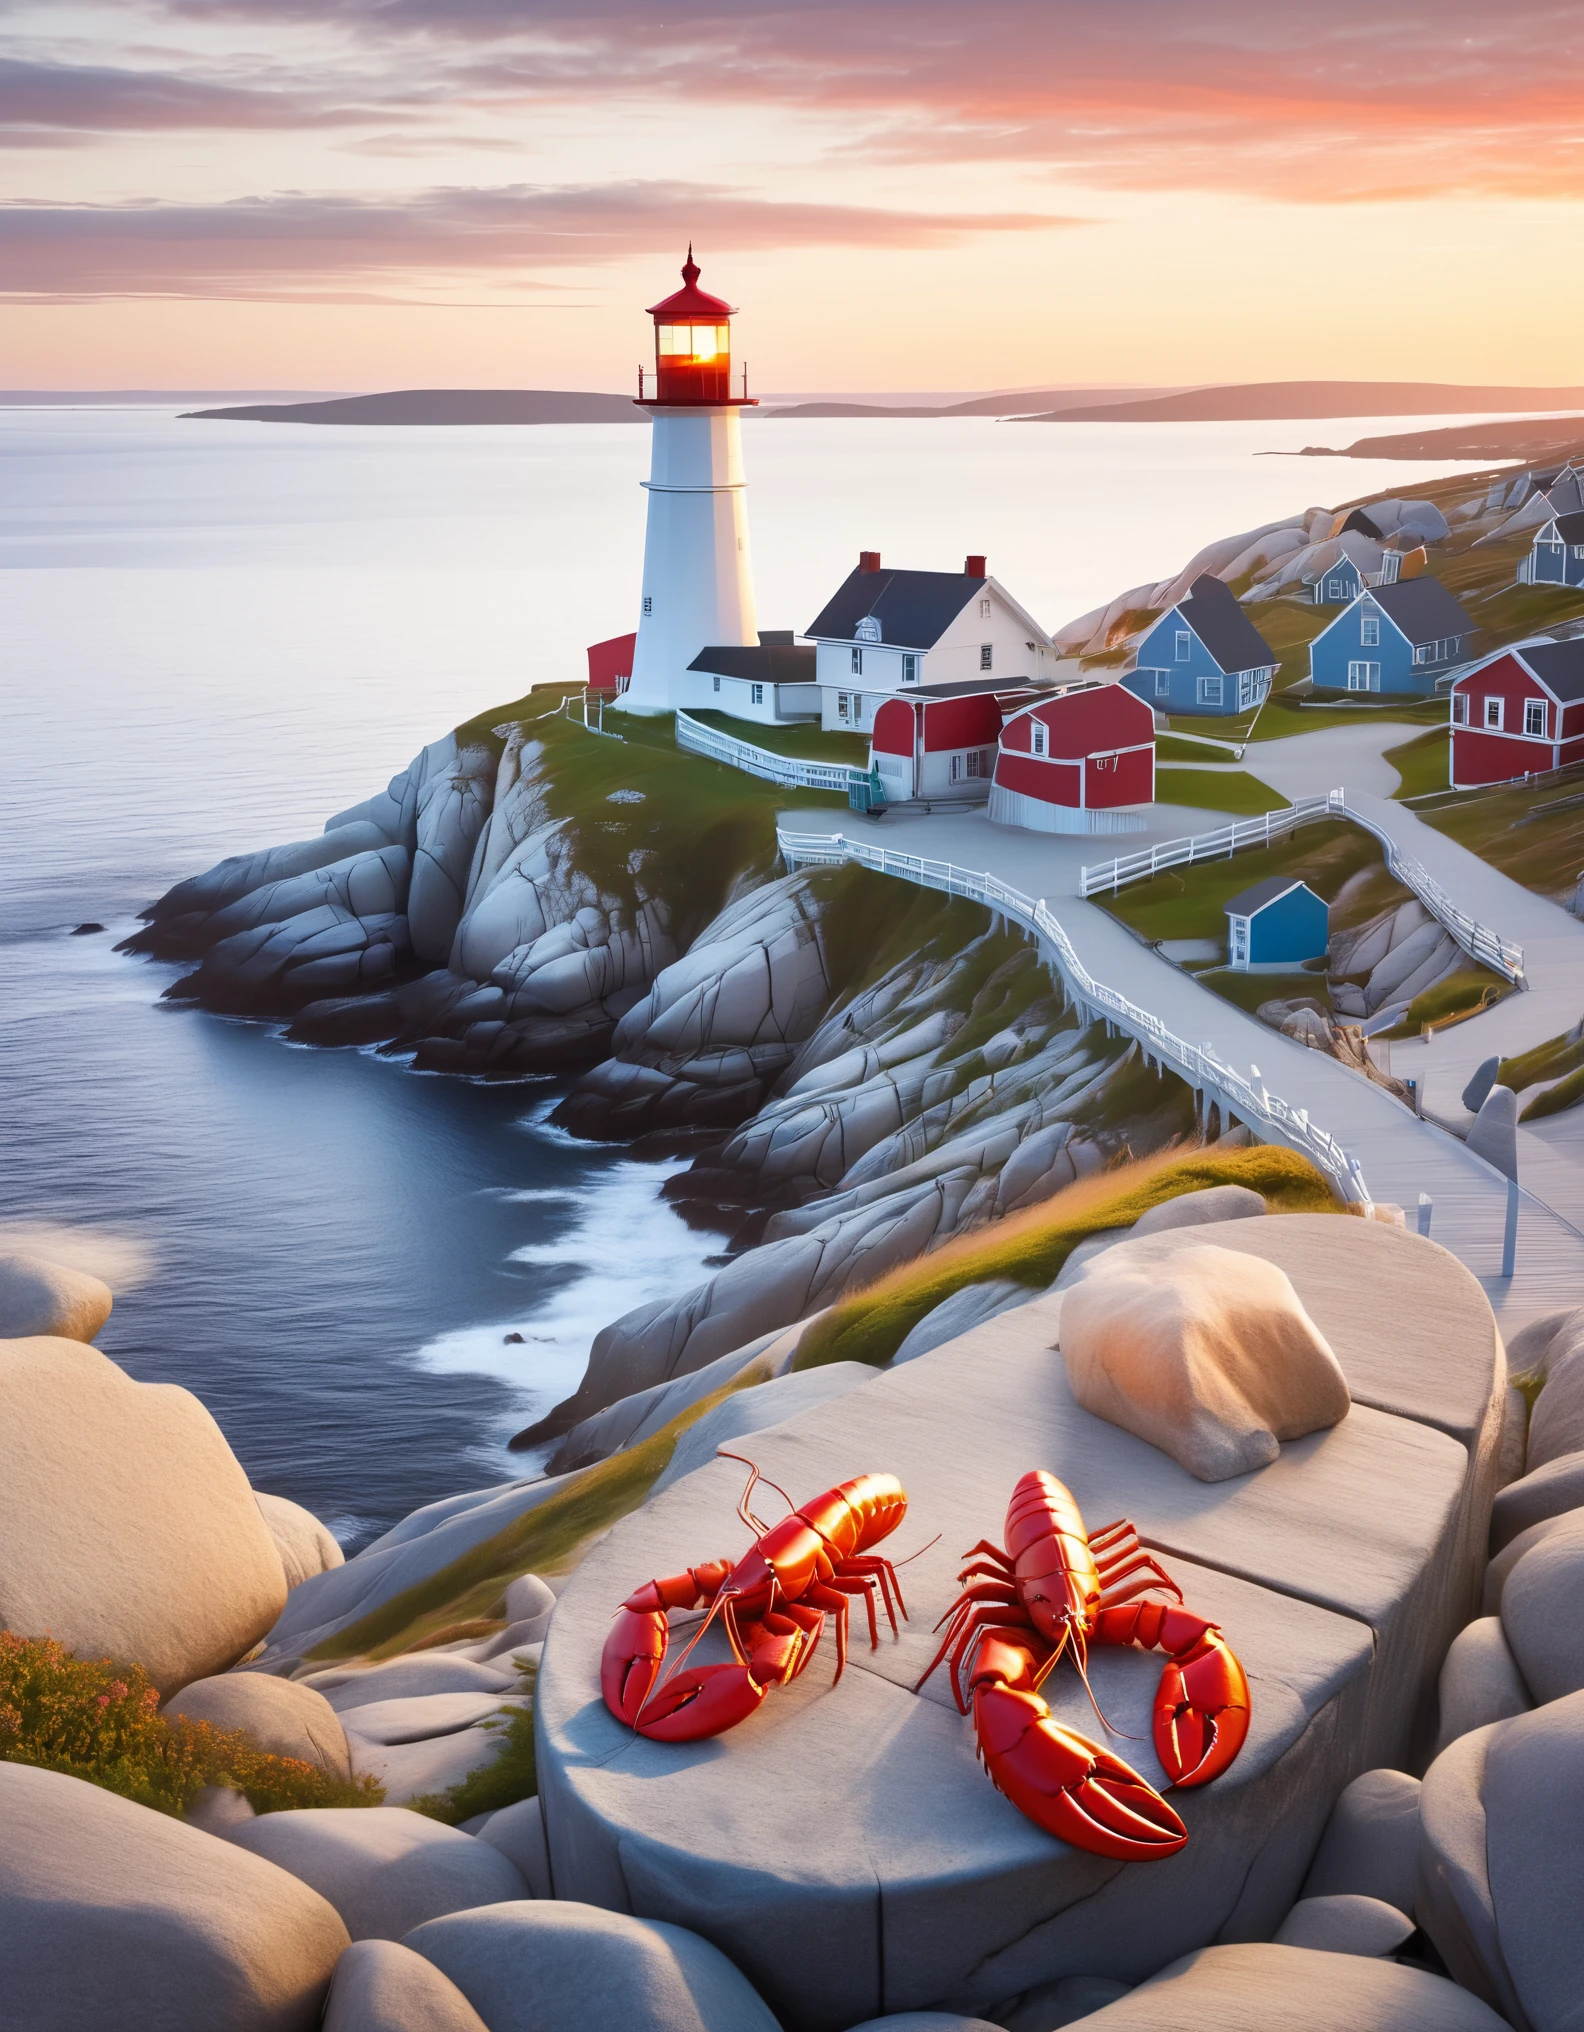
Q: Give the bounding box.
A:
[601,1457,909,1740]
[917,1470,1250,1860]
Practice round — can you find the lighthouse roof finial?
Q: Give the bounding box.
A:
[646,246,735,320]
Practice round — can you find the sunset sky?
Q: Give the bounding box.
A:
[7,1,1584,392]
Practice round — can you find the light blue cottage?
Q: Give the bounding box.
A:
[1123,574,1277,718]
[1522,511,1584,589]
[1224,876,1329,972]
[1308,577,1474,697]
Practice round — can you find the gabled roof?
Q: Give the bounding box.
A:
[1516,639,1584,704]
[1341,508,1384,540]
[1368,577,1474,645]
[688,641,815,683]
[1542,510,1584,544]
[1224,876,1320,918]
[806,566,984,649]
[1173,573,1277,675]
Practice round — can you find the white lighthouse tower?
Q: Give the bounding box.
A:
[619,249,759,714]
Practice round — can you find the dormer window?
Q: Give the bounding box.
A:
[856,616,882,643]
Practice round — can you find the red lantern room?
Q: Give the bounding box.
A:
[639,247,756,408]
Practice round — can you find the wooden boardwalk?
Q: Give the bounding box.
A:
[780,800,1584,1337]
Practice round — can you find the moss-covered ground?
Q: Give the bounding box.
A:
[1409,773,1584,904]
[1095,818,1409,944]
[1385,726,1451,800]
[688,709,870,766]
[1192,967,1330,1018]
[1379,969,1510,1038]
[791,1145,1345,1372]
[1154,768,1290,816]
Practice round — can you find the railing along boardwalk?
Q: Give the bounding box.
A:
[1080,787,1527,986]
[676,709,867,793]
[778,824,1374,1205]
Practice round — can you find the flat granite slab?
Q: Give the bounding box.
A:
[537,1217,1503,2030]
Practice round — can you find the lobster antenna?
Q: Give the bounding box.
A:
[891,1532,942,1568]
[635,1582,744,1720]
[1058,1626,1142,1743]
[717,1449,796,1531]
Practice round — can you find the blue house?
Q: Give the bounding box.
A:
[1224,877,1329,972]
[1124,574,1277,717]
[1308,577,1474,696]
[1302,534,1405,606]
[1521,510,1584,589]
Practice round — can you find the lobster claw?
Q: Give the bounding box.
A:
[973,1680,1188,1860]
[1154,1627,1251,1788]
[627,1660,769,1742]
[601,1605,670,1728]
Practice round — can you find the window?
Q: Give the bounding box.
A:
[980,644,993,671]
[1197,674,1223,706]
[1326,576,1344,600]
[1574,547,1584,561]
[750,683,764,706]
[966,749,984,778]
[980,597,992,618]
[712,674,721,693]
[902,654,920,684]
[1347,661,1381,691]
[1361,611,1380,647]
[1451,691,1469,725]
[1484,695,1504,730]
[950,753,964,783]
[1175,630,1191,662]
[1526,699,1548,738]
[836,692,850,724]
[850,647,863,675]
[642,595,653,615]
[856,616,881,642]
[1153,670,1171,697]
[1414,645,1431,664]
[1031,721,1048,757]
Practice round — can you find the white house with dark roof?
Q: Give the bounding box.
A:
[803,551,1056,732]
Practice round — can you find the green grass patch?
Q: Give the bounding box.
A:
[1500,1031,1584,1095]
[1243,691,1446,742]
[1418,774,1584,904]
[1096,818,1402,945]
[792,1145,1344,1374]
[688,709,870,767]
[1523,1064,1584,1121]
[1156,734,1241,763]
[1154,768,1291,816]
[307,1366,773,1665]
[0,1632,383,1818]
[1385,726,1451,801]
[1195,969,1330,1018]
[1379,968,1509,1038]
[410,1667,539,1822]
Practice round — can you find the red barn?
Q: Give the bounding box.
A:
[586,631,637,692]
[1450,640,1584,788]
[990,683,1155,834]
[868,681,1038,803]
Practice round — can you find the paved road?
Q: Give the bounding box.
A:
[779,797,1584,1334]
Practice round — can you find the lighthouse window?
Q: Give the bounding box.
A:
[656,323,729,359]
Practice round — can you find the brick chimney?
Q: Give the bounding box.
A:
[858,550,882,573]
[965,554,986,577]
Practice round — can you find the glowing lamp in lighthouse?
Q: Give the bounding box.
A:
[620,249,760,715]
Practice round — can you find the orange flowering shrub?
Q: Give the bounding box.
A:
[0,1631,382,1817]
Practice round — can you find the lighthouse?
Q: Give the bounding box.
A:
[618,250,759,714]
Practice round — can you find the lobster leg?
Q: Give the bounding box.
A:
[969,1635,1188,1859]
[1091,1600,1251,1787]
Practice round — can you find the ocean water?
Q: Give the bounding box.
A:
[0,402,1547,1543]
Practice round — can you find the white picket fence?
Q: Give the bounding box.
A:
[1080,787,1526,987]
[777,825,1374,1204]
[676,710,867,792]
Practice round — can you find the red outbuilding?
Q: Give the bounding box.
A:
[1450,639,1584,788]
[989,682,1156,834]
[868,681,1039,803]
[586,631,637,692]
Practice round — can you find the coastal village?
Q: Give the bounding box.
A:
[14,254,1584,2032]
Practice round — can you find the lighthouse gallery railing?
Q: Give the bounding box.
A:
[676,710,867,793]
[777,822,1373,1205]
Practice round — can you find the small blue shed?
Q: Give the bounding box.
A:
[1523,510,1584,590]
[1224,876,1329,971]
[1124,573,1277,718]
[1307,577,1474,697]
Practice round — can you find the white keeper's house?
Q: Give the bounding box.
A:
[803,551,1057,732]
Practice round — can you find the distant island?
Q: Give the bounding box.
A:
[764,386,1181,419]
[1295,415,1584,462]
[1019,380,1584,423]
[182,388,642,425]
